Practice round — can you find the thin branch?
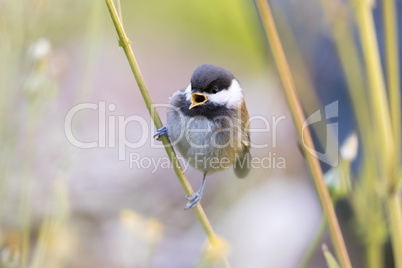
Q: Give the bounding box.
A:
[104,1,229,266]
[254,1,351,267]
[299,216,326,268]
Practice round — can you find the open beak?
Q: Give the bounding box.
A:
[189,93,207,109]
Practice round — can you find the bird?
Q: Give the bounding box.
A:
[154,64,251,209]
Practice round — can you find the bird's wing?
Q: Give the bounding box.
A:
[241,100,251,153]
[234,100,251,178]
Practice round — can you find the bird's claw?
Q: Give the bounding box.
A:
[153,126,167,141]
[184,192,201,210]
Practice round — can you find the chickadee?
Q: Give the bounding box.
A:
[155,64,251,209]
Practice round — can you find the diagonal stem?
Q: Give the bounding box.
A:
[254,1,351,267]
[104,1,229,267]
[299,216,326,268]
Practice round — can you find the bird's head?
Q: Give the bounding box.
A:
[185,64,244,110]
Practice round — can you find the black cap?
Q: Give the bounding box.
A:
[191,64,234,94]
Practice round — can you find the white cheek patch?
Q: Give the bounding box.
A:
[205,79,243,108]
[185,84,192,102]
[184,79,243,108]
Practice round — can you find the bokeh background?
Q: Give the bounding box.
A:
[1,0,401,267]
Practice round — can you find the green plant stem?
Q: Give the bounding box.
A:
[383,0,401,180]
[318,2,386,266]
[383,2,402,267]
[354,0,394,182]
[367,239,383,268]
[104,1,229,267]
[318,1,374,166]
[269,3,338,165]
[322,244,341,268]
[386,193,402,268]
[299,216,326,268]
[254,1,351,267]
[354,2,402,268]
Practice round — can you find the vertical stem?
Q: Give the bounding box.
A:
[104,1,229,267]
[354,0,394,180]
[386,193,402,268]
[254,1,351,267]
[383,0,401,173]
[367,239,383,268]
[355,2,402,267]
[383,1,402,266]
[318,2,387,267]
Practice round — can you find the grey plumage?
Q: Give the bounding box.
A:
[166,65,250,177]
[156,64,250,208]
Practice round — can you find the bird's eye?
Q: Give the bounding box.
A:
[211,86,219,94]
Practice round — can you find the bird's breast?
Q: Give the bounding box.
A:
[167,113,243,173]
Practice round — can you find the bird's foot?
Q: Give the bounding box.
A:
[184,192,202,210]
[153,126,167,141]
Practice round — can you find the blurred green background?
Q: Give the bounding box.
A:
[1,0,399,267]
